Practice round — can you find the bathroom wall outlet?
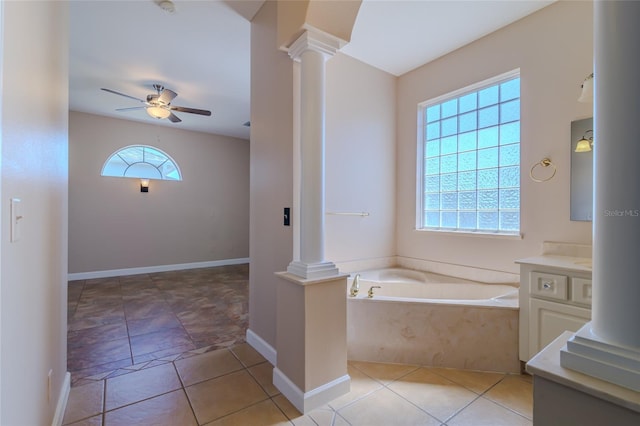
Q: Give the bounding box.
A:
[284,207,290,226]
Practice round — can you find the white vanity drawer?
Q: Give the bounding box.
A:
[571,278,592,306]
[530,272,568,301]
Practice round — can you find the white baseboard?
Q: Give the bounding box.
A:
[51,372,70,426]
[246,328,277,366]
[273,368,350,414]
[68,258,250,281]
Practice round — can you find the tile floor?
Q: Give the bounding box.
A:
[65,264,533,425]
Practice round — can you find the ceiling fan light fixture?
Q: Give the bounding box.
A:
[147,106,171,119]
[157,0,176,14]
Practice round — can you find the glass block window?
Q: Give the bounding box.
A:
[419,71,520,234]
[101,145,182,180]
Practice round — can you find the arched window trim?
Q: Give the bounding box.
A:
[101,144,183,181]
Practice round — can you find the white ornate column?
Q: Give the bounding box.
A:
[560,0,640,391]
[272,29,350,413]
[286,31,340,279]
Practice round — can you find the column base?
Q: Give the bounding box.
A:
[560,323,640,391]
[273,367,350,413]
[287,260,340,279]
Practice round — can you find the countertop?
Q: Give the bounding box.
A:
[515,255,592,273]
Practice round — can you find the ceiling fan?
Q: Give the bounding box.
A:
[101,84,212,123]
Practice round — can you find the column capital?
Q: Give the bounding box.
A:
[287,29,343,62]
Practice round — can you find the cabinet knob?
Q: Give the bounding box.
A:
[543,282,553,290]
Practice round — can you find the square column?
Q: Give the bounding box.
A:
[273,272,350,413]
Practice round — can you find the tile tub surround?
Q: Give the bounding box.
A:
[347,299,520,373]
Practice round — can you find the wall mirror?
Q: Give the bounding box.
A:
[570,117,593,221]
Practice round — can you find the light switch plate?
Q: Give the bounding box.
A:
[11,198,22,242]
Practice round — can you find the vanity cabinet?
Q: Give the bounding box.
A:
[516,257,592,362]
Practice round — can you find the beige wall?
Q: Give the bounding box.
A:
[249,0,295,349]
[249,2,397,352]
[325,52,397,264]
[396,1,594,274]
[68,111,249,274]
[0,1,69,424]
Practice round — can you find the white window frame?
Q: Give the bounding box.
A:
[101,144,182,181]
[416,69,521,236]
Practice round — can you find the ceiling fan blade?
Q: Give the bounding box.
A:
[168,112,182,123]
[101,88,146,103]
[115,106,147,112]
[170,106,212,116]
[159,88,178,105]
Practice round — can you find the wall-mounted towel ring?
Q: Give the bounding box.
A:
[530,158,556,182]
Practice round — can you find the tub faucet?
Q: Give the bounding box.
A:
[367,286,381,298]
[349,274,361,297]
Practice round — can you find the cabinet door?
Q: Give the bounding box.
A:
[529,298,591,359]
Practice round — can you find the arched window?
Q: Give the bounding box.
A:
[101,145,182,181]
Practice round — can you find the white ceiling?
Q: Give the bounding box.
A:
[69,0,554,139]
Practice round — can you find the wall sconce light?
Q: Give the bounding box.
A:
[140,178,150,192]
[578,73,594,103]
[575,129,594,152]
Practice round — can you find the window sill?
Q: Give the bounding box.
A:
[414,228,523,240]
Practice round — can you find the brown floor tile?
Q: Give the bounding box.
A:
[104,389,197,426]
[247,362,279,396]
[205,399,290,425]
[67,337,131,371]
[105,363,182,410]
[129,326,192,357]
[64,414,103,426]
[67,322,128,349]
[62,381,104,425]
[185,369,268,424]
[132,342,197,365]
[175,348,243,386]
[230,342,267,367]
[124,299,173,320]
[127,313,182,336]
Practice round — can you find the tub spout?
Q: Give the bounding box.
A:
[367,286,381,298]
[349,274,360,297]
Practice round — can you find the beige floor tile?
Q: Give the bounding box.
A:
[308,407,348,426]
[349,360,419,385]
[62,381,104,425]
[272,394,303,421]
[175,347,243,386]
[327,364,383,410]
[248,361,279,396]
[388,367,478,422]
[204,399,290,425]
[339,387,440,426]
[484,374,533,419]
[64,414,103,426]
[230,342,267,367]
[105,363,182,410]
[104,389,197,426]
[447,397,532,426]
[186,369,269,424]
[428,367,506,394]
